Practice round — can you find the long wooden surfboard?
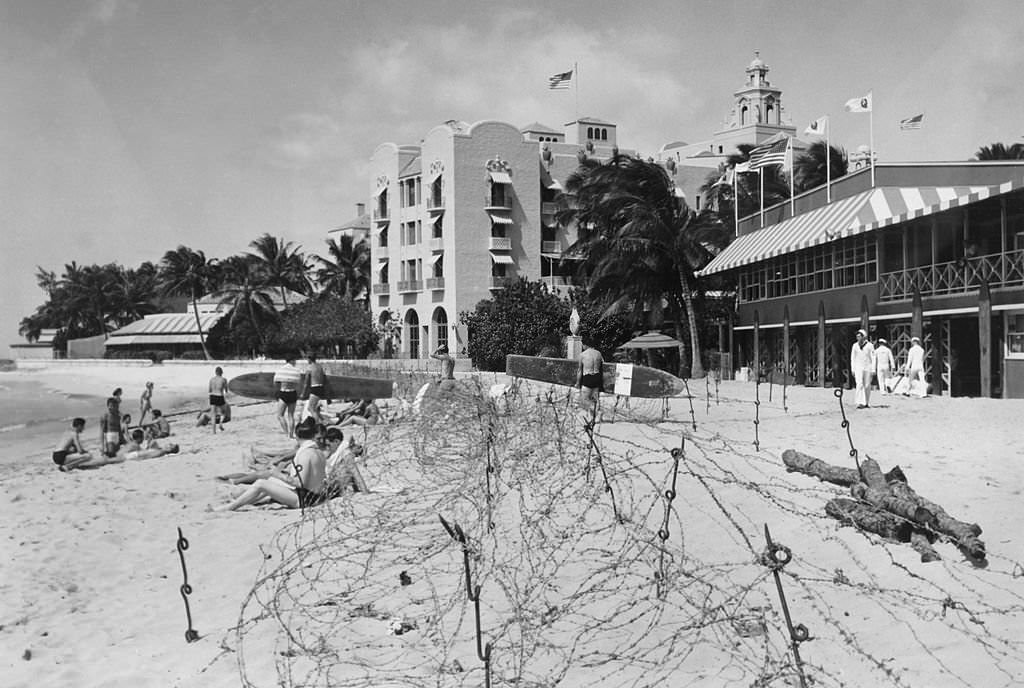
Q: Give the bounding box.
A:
[506,355,686,398]
[227,372,394,401]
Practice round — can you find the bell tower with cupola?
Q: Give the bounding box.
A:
[711,52,795,155]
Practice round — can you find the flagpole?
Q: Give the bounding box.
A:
[733,171,739,234]
[788,138,795,217]
[826,118,832,203]
[574,62,579,122]
[869,90,875,187]
[759,167,765,228]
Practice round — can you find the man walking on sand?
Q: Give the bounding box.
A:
[575,337,604,422]
[208,366,229,433]
[850,329,875,409]
[906,336,928,398]
[875,338,896,394]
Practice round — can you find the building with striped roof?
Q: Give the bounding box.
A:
[699,160,1024,398]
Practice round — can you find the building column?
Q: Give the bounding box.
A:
[979,281,992,398]
[817,301,826,388]
[728,312,735,379]
[912,287,924,341]
[783,305,791,383]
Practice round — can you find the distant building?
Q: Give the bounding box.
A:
[656,52,804,212]
[330,203,371,243]
[9,328,57,360]
[367,117,633,358]
[699,161,1024,398]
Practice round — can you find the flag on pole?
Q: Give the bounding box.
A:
[734,161,751,174]
[548,69,573,90]
[804,116,829,137]
[845,93,872,112]
[899,113,924,130]
[748,138,790,169]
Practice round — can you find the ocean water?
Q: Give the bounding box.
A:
[0,376,199,477]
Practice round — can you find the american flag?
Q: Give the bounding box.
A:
[548,69,573,90]
[748,138,790,169]
[899,113,924,130]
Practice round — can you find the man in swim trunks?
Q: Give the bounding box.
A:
[99,397,123,457]
[208,366,229,433]
[274,354,302,437]
[575,337,604,420]
[53,418,94,471]
[215,419,329,511]
[431,345,456,390]
[303,353,327,422]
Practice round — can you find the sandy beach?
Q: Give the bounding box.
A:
[2,362,1024,687]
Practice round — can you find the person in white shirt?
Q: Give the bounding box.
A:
[850,329,875,409]
[905,336,928,398]
[323,427,368,493]
[874,338,896,395]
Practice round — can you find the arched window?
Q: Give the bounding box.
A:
[740,105,748,126]
[587,126,593,139]
[405,310,420,359]
[432,307,448,351]
[601,128,608,140]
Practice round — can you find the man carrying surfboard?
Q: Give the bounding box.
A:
[575,337,604,421]
[274,354,302,438]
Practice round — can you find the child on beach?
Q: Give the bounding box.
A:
[53,418,95,471]
[99,397,123,457]
[139,381,154,425]
[146,409,171,439]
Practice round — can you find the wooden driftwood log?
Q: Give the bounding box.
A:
[825,498,913,542]
[786,449,986,563]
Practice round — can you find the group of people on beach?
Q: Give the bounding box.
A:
[851,330,929,409]
[53,383,178,471]
[271,354,381,438]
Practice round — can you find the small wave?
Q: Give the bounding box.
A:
[0,421,29,433]
[0,416,73,434]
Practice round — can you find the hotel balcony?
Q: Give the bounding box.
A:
[489,236,512,250]
[489,276,515,289]
[428,237,444,251]
[372,283,390,295]
[542,240,562,254]
[427,197,444,213]
[426,277,445,290]
[375,245,389,257]
[541,201,558,216]
[397,280,423,293]
[374,212,390,225]
[878,249,1024,301]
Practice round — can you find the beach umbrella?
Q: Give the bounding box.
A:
[618,331,682,350]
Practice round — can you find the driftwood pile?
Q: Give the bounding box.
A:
[782,449,986,564]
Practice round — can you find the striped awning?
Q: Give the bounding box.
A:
[489,170,512,184]
[490,253,515,265]
[488,211,514,224]
[699,180,1024,276]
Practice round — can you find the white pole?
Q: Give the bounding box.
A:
[869,90,875,187]
[788,139,795,217]
[733,170,739,233]
[826,117,832,203]
[574,62,579,122]
[759,167,765,228]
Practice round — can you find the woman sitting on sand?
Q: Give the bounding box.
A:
[214,421,332,511]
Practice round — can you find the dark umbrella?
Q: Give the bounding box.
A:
[618,331,682,350]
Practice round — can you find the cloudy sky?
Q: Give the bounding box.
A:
[2,0,1022,356]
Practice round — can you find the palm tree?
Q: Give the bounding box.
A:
[248,233,310,307]
[314,235,370,302]
[111,262,161,328]
[63,263,120,338]
[215,254,279,353]
[159,246,218,360]
[558,153,731,377]
[793,141,849,193]
[973,142,1024,160]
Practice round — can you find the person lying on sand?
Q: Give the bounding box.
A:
[214,420,332,511]
[118,428,180,461]
[53,418,96,471]
[217,419,320,484]
[335,398,380,428]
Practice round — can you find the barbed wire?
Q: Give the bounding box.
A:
[220,376,1024,688]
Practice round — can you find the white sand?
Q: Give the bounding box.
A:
[2,365,1023,687]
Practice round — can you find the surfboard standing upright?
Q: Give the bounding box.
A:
[506,355,686,398]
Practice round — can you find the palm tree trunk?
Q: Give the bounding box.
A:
[191,294,211,360]
[677,270,705,378]
[248,300,266,352]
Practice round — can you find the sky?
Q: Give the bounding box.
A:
[2,0,1023,357]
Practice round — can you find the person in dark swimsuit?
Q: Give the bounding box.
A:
[208,366,229,433]
[576,337,604,419]
[53,418,93,470]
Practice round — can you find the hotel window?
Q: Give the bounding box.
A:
[432,216,443,239]
[1008,314,1024,358]
[378,226,388,248]
[490,182,508,208]
[433,253,444,278]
